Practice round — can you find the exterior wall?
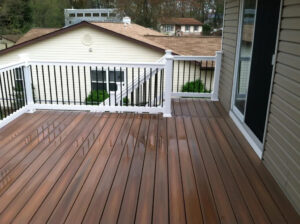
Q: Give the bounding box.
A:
[0,38,15,50]
[220,0,300,214]
[263,0,300,214]
[0,26,164,65]
[219,0,240,111]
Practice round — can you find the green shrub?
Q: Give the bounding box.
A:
[181,79,207,93]
[123,97,129,105]
[85,90,109,105]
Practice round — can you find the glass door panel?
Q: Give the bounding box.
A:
[234,0,256,115]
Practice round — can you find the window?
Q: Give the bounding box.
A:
[194,26,199,31]
[77,13,83,17]
[91,70,106,91]
[93,13,100,17]
[109,70,124,82]
[185,25,190,32]
[165,25,173,32]
[101,13,108,17]
[91,69,124,92]
[85,13,91,17]
[14,68,24,91]
[69,13,75,17]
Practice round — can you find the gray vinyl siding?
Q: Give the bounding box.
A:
[263,0,300,214]
[219,0,240,111]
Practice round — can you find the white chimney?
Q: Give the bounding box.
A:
[122,17,131,25]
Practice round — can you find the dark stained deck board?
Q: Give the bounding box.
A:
[214,101,300,223]
[0,112,73,193]
[167,117,186,224]
[117,115,151,224]
[0,112,63,169]
[152,117,169,224]
[14,113,110,223]
[0,100,298,223]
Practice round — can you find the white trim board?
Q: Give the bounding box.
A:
[229,110,263,159]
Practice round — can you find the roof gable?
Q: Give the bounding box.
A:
[160,18,203,25]
[0,21,168,55]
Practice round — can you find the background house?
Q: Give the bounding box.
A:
[0,21,221,107]
[159,18,203,36]
[0,35,21,50]
[64,8,121,26]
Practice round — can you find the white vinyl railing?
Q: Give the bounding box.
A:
[0,50,222,128]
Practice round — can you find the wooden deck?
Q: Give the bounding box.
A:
[0,99,299,224]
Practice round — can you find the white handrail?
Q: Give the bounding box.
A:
[173,55,216,61]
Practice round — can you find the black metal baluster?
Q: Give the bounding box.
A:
[108,67,111,106]
[137,67,140,106]
[41,65,47,104]
[95,67,99,105]
[193,61,196,92]
[53,66,58,104]
[0,73,7,117]
[78,66,82,105]
[59,66,64,105]
[205,61,208,92]
[182,61,186,91]
[30,65,35,103]
[144,68,146,106]
[199,61,202,91]
[21,67,27,106]
[126,67,128,106]
[89,66,93,105]
[5,71,13,113]
[47,65,52,104]
[10,70,17,111]
[66,66,70,105]
[160,69,163,106]
[154,68,158,107]
[71,66,75,105]
[177,61,180,92]
[114,67,116,105]
[2,72,10,115]
[131,67,134,106]
[13,69,20,108]
[118,67,120,106]
[36,65,41,104]
[161,69,164,107]
[149,68,152,107]
[188,61,191,92]
[102,67,105,106]
[84,66,87,105]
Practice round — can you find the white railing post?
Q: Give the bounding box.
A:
[211,51,223,101]
[163,50,173,117]
[23,61,35,113]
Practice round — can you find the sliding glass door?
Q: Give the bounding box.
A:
[232,0,281,144]
[233,0,257,117]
